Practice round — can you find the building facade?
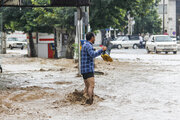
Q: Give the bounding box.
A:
[158,0,176,36]
[158,0,180,36]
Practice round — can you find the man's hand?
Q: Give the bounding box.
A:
[102,46,107,51]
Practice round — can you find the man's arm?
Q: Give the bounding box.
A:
[86,44,107,58]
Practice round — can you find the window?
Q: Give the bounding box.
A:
[155,36,172,42]
[8,38,18,41]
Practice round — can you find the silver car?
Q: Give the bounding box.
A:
[110,36,140,49]
[6,37,25,50]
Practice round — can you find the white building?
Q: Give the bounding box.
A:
[158,0,180,36]
[158,0,176,36]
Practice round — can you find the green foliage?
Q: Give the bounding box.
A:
[90,0,162,34]
[0,0,161,35]
[52,7,76,30]
[0,0,76,33]
[134,0,162,34]
[0,0,77,57]
[90,0,128,31]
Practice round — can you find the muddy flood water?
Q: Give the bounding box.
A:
[1,49,180,120]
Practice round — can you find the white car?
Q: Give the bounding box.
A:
[110,36,140,49]
[170,36,177,41]
[6,37,26,50]
[146,35,177,54]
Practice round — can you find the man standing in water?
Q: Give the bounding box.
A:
[81,32,107,105]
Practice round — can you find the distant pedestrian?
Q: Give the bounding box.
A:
[111,35,115,40]
[144,33,150,46]
[81,32,107,105]
[139,34,144,48]
[164,30,169,35]
[105,37,113,55]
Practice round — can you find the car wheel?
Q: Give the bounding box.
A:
[10,45,13,50]
[21,46,24,50]
[117,44,122,49]
[173,51,177,54]
[0,66,2,73]
[146,47,150,54]
[165,52,168,54]
[154,48,159,54]
[133,44,138,49]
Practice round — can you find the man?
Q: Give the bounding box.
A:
[164,30,169,35]
[106,37,113,55]
[81,32,107,105]
[144,33,150,47]
[139,34,144,48]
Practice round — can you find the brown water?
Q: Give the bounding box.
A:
[1,51,180,120]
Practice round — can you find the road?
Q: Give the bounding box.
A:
[0,49,180,120]
[110,48,180,62]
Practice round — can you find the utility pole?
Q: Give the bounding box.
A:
[77,7,83,76]
[2,32,6,54]
[87,6,90,32]
[82,6,85,40]
[163,0,165,34]
[0,13,3,54]
[0,13,6,54]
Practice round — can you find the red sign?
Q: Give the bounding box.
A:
[39,39,54,41]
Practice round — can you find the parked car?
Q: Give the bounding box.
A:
[19,39,28,48]
[146,35,177,54]
[6,37,26,50]
[110,35,142,49]
[170,36,177,41]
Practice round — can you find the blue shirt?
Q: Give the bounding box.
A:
[81,41,103,74]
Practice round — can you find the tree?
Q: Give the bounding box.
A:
[134,8,162,34]
[1,0,162,58]
[90,0,128,31]
[1,0,76,58]
[1,0,56,57]
[90,0,161,34]
[133,0,162,34]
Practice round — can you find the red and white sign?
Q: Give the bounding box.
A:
[38,33,54,43]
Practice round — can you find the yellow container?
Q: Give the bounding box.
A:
[101,53,113,62]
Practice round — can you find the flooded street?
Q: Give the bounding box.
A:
[1,49,180,120]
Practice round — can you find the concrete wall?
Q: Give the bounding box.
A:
[168,0,176,36]
[159,0,176,36]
